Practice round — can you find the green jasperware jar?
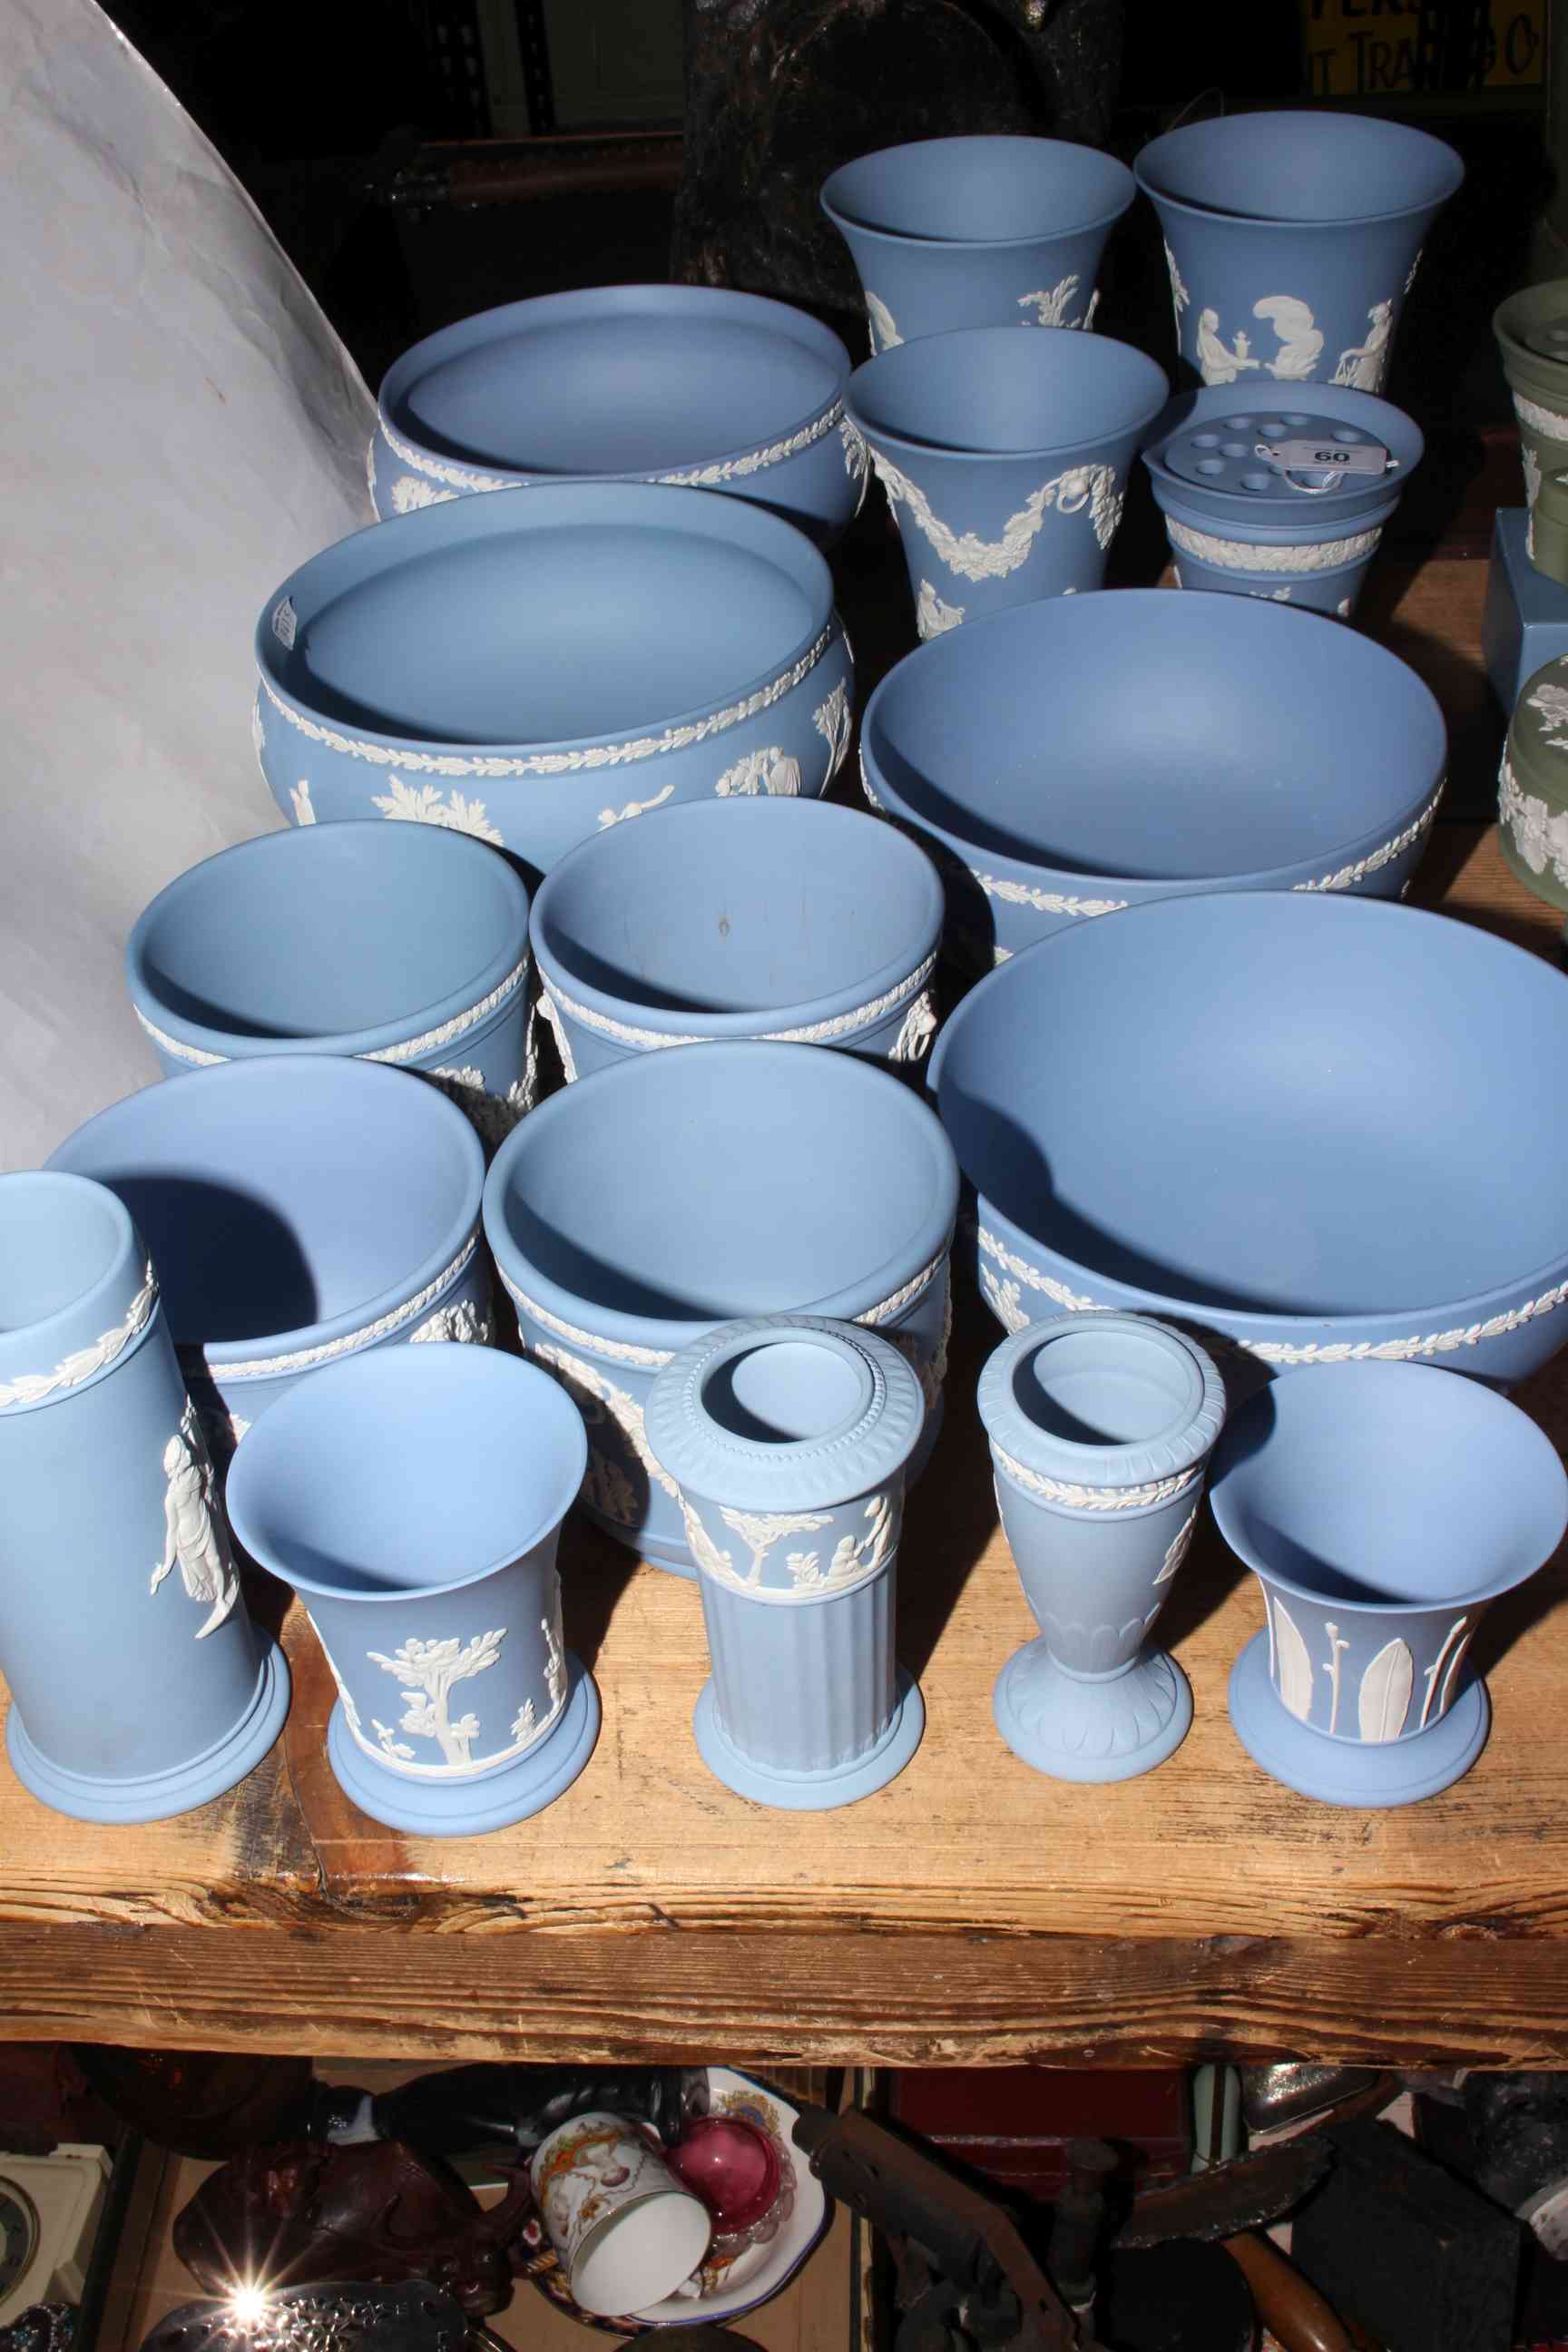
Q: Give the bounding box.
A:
[1495,280,1568,520]
[1500,651,1568,926]
[1532,466,1568,588]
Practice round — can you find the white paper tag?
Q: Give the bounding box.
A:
[1256,437,1390,476]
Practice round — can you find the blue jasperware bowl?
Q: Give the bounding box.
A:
[254,484,855,890]
[929,891,1568,1388]
[860,592,1446,965]
[370,285,864,547]
[821,134,1134,351]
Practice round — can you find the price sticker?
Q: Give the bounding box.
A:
[1256,437,1390,477]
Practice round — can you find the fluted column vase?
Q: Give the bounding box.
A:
[646,1317,926,1809]
[0,1172,289,1822]
[978,1314,1226,1784]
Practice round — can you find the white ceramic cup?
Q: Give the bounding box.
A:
[530,2110,713,2317]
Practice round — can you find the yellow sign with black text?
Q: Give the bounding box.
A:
[1301,0,1544,98]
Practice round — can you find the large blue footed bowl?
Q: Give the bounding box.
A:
[127,823,535,1147]
[1135,111,1462,395]
[845,328,1167,632]
[1212,1363,1568,1806]
[1142,383,1424,618]
[531,798,944,1081]
[47,1057,488,1445]
[929,891,1568,1388]
[821,135,1134,351]
[860,592,1445,966]
[484,1041,959,1573]
[371,286,863,549]
[254,484,855,890]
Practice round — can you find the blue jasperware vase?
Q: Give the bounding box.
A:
[978,1316,1225,1783]
[0,1172,289,1821]
[532,799,944,1081]
[847,328,1167,633]
[226,1343,597,1836]
[820,135,1134,352]
[1211,1362,1568,1807]
[254,484,855,891]
[483,1041,959,1574]
[127,823,535,1148]
[1136,112,1462,396]
[371,285,861,549]
[48,1057,488,1448]
[1142,383,1423,618]
[646,1317,926,1808]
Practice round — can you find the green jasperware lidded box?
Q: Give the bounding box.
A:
[1495,279,1568,520]
[1501,651,1568,923]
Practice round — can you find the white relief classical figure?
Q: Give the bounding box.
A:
[1017,276,1083,328]
[813,681,854,779]
[788,1492,896,1595]
[1196,308,1260,385]
[290,779,316,825]
[1253,294,1323,380]
[367,1629,505,1767]
[865,292,902,352]
[889,993,938,1063]
[916,580,965,638]
[371,775,505,845]
[714,747,802,798]
[598,781,675,828]
[1331,299,1394,391]
[718,1505,833,1586]
[152,1399,240,1640]
[1524,444,1543,508]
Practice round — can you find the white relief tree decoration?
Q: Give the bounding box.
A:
[367,1630,506,1767]
[718,1506,833,1587]
[1322,1621,1350,1734]
[373,1717,416,1761]
[813,681,854,779]
[1163,240,1190,330]
[714,748,802,798]
[1358,1637,1414,1743]
[916,581,965,639]
[1017,277,1083,328]
[152,1399,240,1640]
[598,781,675,828]
[371,776,505,845]
[865,292,902,352]
[1254,295,1324,380]
[509,1695,536,1746]
[290,779,316,825]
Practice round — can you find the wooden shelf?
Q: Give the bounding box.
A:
[7,555,1567,2070]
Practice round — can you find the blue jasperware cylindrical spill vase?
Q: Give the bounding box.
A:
[646,1316,926,1808]
[1142,384,1423,618]
[225,1343,598,1837]
[1135,112,1462,396]
[127,823,535,1148]
[977,1316,1225,1784]
[48,1057,489,1449]
[820,135,1135,353]
[0,1172,289,1822]
[1212,1363,1568,1808]
[845,328,1168,633]
[484,1041,958,1576]
[532,799,944,1081]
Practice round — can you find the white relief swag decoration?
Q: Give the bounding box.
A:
[916,580,965,638]
[372,775,505,845]
[410,1293,491,1345]
[152,1398,240,1640]
[979,1263,1031,1334]
[866,292,902,352]
[872,452,1122,580]
[976,869,1128,921]
[1163,519,1381,575]
[714,747,803,798]
[534,1342,680,1522]
[426,1063,534,1149]
[0,1261,158,1411]
[391,475,457,514]
[537,988,578,1083]
[598,782,675,828]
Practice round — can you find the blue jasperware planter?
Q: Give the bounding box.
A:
[254,484,855,891]
[226,1344,598,1836]
[646,1317,926,1808]
[1211,1363,1568,1806]
[1142,384,1423,617]
[820,135,1134,351]
[860,592,1445,966]
[977,1317,1226,1784]
[371,285,863,549]
[930,891,1568,1389]
[0,1173,289,1821]
[845,328,1167,632]
[484,1042,959,1574]
[1136,111,1462,394]
[127,823,535,1148]
[48,1057,488,1448]
[532,799,944,1081]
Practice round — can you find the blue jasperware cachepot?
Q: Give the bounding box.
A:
[1135,111,1462,395]
[483,1041,959,1574]
[1212,1362,1568,1806]
[127,823,535,1148]
[0,1172,289,1821]
[370,285,864,548]
[253,484,855,891]
[860,591,1445,966]
[47,1057,488,1448]
[930,890,1568,1389]
[1142,383,1423,617]
[820,135,1134,351]
[845,327,1167,632]
[647,1316,927,1808]
[532,799,944,1081]
[227,1343,599,1837]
